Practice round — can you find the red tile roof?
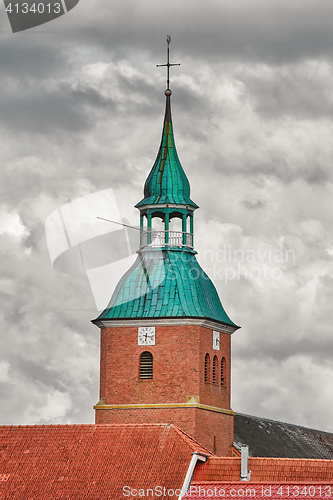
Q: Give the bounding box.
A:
[193,457,333,482]
[0,423,211,500]
[183,482,333,500]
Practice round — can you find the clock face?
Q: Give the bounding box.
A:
[213,331,220,350]
[138,327,156,346]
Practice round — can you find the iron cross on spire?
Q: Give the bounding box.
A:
[156,35,180,91]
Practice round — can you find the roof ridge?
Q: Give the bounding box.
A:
[249,457,333,463]
[209,456,333,463]
[0,423,173,430]
[236,413,333,436]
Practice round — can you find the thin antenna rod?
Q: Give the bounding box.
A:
[97,217,148,233]
[156,35,180,90]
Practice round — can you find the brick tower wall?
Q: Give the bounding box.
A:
[95,406,234,456]
[99,324,231,407]
[96,323,234,456]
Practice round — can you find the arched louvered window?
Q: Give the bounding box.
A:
[204,353,210,383]
[140,351,153,380]
[213,355,218,384]
[221,357,226,386]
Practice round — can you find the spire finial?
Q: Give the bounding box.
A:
[156,35,180,95]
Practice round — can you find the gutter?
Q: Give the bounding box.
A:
[178,452,209,499]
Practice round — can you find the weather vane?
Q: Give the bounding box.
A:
[157,35,180,94]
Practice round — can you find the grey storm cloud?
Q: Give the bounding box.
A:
[242,198,266,210]
[239,64,333,120]
[0,85,107,134]
[63,0,333,65]
[0,39,69,79]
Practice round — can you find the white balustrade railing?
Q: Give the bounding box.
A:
[140,230,193,249]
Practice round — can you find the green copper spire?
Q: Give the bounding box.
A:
[135,94,198,209]
[92,38,238,331]
[136,35,197,209]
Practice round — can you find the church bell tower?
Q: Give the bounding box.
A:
[92,38,239,456]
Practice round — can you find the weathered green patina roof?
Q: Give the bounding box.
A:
[135,96,198,209]
[94,249,237,327]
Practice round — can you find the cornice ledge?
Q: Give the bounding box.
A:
[137,204,196,211]
[92,317,238,334]
[93,402,236,415]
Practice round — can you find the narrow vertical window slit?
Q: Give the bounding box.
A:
[205,353,210,382]
[140,351,153,379]
[221,357,226,385]
[213,355,218,384]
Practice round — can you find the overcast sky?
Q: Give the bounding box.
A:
[1,0,333,434]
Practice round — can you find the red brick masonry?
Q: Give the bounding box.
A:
[96,406,234,456]
[96,323,234,455]
[99,325,231,408]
